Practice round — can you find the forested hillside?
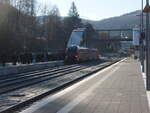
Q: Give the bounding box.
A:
[83,10,142,29]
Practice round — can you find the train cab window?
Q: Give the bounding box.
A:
[67,31,84,47]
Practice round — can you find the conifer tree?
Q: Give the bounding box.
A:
[64,2,82,45]
[68,2,79,17]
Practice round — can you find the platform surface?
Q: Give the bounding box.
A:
[21,58,150,113]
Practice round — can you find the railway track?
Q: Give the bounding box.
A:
[0,64,79,80]
[0,60,119,113]
[0,64,81,85]
[0,64,88,95]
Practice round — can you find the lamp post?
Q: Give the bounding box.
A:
[144,0,150,90]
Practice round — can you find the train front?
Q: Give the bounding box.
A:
[65,46,79,63]
[65,28,85,63]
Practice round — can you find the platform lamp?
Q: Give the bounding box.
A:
[143,0,150,90]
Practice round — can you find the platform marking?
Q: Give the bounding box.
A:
[20,59,125,113]
[140,61,150,109]
[142,72,150,109]
[56,64,120,113]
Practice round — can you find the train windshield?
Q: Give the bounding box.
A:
[67,31,84,47]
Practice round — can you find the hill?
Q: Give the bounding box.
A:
[38,10,142,30]
[82,10,142,29]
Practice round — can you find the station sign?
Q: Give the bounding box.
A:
[133,28,140,46]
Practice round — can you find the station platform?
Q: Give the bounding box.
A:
[21,58,150,113]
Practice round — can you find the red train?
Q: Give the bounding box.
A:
[65,46,99,63]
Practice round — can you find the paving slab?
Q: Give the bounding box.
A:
[20,58,150,113]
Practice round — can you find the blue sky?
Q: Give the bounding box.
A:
[38,0,145,21]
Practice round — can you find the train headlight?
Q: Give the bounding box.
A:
[65,56,68,59]
[75,55,78,58]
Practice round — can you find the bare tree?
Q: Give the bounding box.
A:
[46,6,66,50]
[11,0,37,52]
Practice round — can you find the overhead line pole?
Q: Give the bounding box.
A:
[145,0,150,90]
[141,0,144,72]
[142,0,144,31]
